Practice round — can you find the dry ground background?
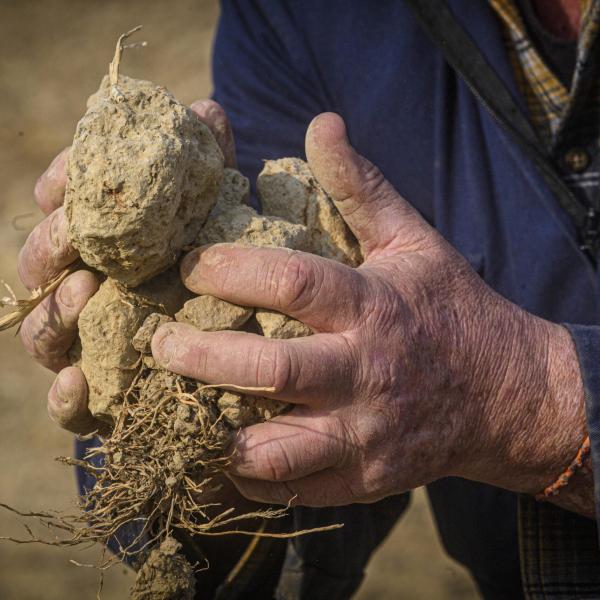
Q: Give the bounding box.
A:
[0,2,480,598]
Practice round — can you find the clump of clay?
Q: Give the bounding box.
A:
[132,312,174,369]
[198,164,309,250]
[258,158,362,266]
[65,74,224,287]
[78,268,192,421]
[198,202,311,251]
[213,167,251,211]
[175,295,253,331]
[256,309,312,339]
[132,313,175,355]
[217,391,287,429]
[131,537,195,600]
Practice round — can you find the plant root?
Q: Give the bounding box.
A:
[0,363,341,572]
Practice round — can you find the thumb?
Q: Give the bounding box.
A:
[305,112,434,258]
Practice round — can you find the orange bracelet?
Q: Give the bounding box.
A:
[535,435,591,502]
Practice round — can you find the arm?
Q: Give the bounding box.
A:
[153,112,597,519]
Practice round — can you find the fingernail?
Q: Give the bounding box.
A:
[180,244,218,285]
[180,248,202,283]
[152,325,177,366]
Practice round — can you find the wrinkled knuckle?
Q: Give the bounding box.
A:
[58,271,98,313]
[20,303,69,369]
[20,320,53,365]
[209,252,237,296]
[277,252,320,312]
[337,419,363,465]
[190,340,210,379]
[260,439,295,481]
[359,160,388,197]
[30,229,50,268]
[266,345,295,393]
[21,226,53,287]
[342,271,369,322]
[363,281,404,331]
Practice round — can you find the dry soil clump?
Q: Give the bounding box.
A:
[65,74,224,287]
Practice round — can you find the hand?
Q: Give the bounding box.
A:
[152,113,588,509]
[18,100,236,435]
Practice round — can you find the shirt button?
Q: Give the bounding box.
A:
[564,147,590,173]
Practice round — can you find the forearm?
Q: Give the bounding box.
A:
[535,323,593,518]
[462,299,593,518]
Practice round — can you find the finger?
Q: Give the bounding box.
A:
[228,468,362,508]
[151,323,354,405]
[190,99,237,168]
[305,113,435,259]
[34,147,70,215]
[20,270,100,372]
[180,244,365,332]
[47,366,100,435]
[18,206,78,290]
[229,410,348,482]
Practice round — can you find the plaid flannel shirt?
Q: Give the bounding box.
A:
[490,0,600,211]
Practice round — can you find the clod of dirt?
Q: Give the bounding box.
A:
[257,158,362,266]
[65,74,224,287]
[132,313,174,354]
[131,536,195,600]
[214,167,250,212]
[175,295,253,331]
[256,309,312,339]
[217,391,256,428]
[217,391,286,428]
[198,201,310,251]
[78,269,192,421]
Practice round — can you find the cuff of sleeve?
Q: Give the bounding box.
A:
[564,324,600,518]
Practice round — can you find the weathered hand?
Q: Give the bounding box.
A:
[18,147,100,434]
[18,100,236,435]
[153,113,588,508]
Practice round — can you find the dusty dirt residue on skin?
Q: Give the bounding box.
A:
[0,1,479,598]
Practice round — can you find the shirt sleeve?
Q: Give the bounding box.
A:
[564,324,600,523]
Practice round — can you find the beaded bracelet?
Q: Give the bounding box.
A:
[534,435,591,502]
